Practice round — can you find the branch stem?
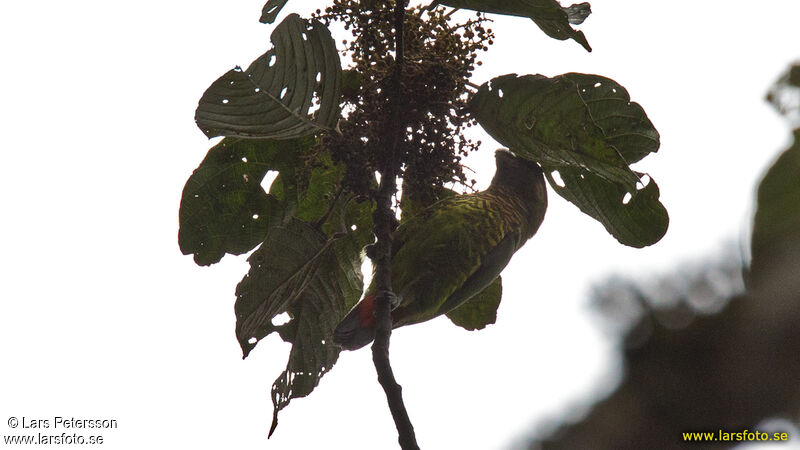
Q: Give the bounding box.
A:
[370,1,419,449]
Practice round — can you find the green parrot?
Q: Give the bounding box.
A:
[334,149,548,350]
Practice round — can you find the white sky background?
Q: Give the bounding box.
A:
[2,1,799,449]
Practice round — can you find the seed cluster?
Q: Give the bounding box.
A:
[315,1,493,204]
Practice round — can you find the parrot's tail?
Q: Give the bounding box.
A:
[333,294,377,351]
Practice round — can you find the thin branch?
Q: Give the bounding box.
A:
[416,1,440,18]
[313,185,344,230]
[423,1,439,11]
[370,0,420,449]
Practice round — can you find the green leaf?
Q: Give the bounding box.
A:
[438,0,591,51]
[234,158,372,356]
[564,73,660,164]
[260,0,289,24]
[445,276,502,330]
[471,73,658,188]
[235,219,331,356]
[178,137,315,266]
[235,211,371,436]
[195,14,342,139]
[545,168,668,247]
[232,219,349,435]
[233,156,373,436]
[471,73,667,246]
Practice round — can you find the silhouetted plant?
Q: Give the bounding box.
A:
[179,1,668,447]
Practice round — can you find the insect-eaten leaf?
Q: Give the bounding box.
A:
[471,73,667,247]
[178,137,316,266]
[233,156,373,435]
[471,73,658,188]
[195,14,342,139]
[235,214,370,437]
[438,0,591,51]
[546,168,668,247]
[260,0,290,24]
[446,276,502,330]
[565,73,660,165]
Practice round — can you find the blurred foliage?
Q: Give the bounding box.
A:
[525,62,800,450]
[766,62,800,127]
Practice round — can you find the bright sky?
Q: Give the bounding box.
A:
[2,1,799,449]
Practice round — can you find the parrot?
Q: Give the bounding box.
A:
[333,149,548,350]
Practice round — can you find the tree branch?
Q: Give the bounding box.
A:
[370,1,420,449]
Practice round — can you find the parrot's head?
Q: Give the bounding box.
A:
[491,149,548,232]
[492,149,545,195]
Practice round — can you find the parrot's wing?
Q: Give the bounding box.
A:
[390,194,514,326]
[391,198,442,256]
[435,232,517,316]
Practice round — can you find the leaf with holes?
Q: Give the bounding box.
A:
[564,73,660,164]
[546,168,668,247]
[266,213,370,437]
[471,72,666,246]
[260,0,290,24]
[178,137,315,266]
[446,276,502,330]
[195,14,342,139]
[234,155,371,355]
[235,211,371,436]
[232,152,372,436]
[470,73,658,189]
[438,0,591,51]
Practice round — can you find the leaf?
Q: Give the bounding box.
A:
[234,164,372,356]
[195,14,342,139]
[545,168,668,247]
[471,73,658,188]
[260,0,289,24]
[268,278,348,438]
[532,2,591,51]
[233,160,373,435]
[471,73,667,247]
[564,73,660,165]
[231,218,354,436]
[178,137,316,266]
[438,0,591,51]
[446,276,502,330]
[235,219,330,356]
[268,195,371,437]
[563,2,591,24]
